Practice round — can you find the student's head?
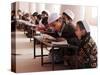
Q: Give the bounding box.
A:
[25,13,30,17]
[37,14,41,20]
[11,10,15,16]
[48,13,62,31]
[17,9,21,12]
[32,12,38,16]
[41,17,48,25]
[17,9,22,15]
[75,20,90,39]
[62,9,74,23]
[32,12,38,20]
[41,10,48,17]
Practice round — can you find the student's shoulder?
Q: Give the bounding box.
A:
[88,37,97,47]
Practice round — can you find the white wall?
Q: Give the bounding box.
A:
[16,2,61,15]
[18,2,30,13]
[89,25,97,44]
[16,2,84,22]
[60,5,84,22]
[36,3,45,14]
[29,3,36,14]
[45,4,61,15]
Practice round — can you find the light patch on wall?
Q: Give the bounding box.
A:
[36,3,45,14]
[52,5,61,14]
[92,7,97,18]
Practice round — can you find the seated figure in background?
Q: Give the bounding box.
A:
[30,12,38,24]
[41,10,49,27]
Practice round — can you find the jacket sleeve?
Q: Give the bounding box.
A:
[85,38,97,68]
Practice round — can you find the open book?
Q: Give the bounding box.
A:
[52,40,68,45]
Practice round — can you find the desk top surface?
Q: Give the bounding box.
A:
[17,19,36,27]
[34,34,68,47]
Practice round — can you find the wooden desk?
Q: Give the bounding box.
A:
[17,19,37,41]
[33,34,69,70]
[17,19,36,32]
[17,20,36,27]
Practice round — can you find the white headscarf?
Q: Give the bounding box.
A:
[64,9,75,20]
[48,13,60,24]
[82,20,90,33]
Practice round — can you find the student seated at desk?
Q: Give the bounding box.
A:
[45,13,62,37]
[59,9,81,60]
[22,13,32,37]
[16,9,23,29]
[46,12,64,63]
[31,12,43,25]
[41,10,49,27]
[27,13,42,38]
[59,9,76,41]
[30,12,38,24]
[64,20,97,68]
[47,10,81,64]
[16,9,22,20]
[26,12,39,37]
[76,20,97,68]
[22,13,30,21]
[36,11,49,32]
[47,9,77,43]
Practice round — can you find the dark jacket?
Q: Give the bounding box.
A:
[78,33,97,68]
[57,21,77,45]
